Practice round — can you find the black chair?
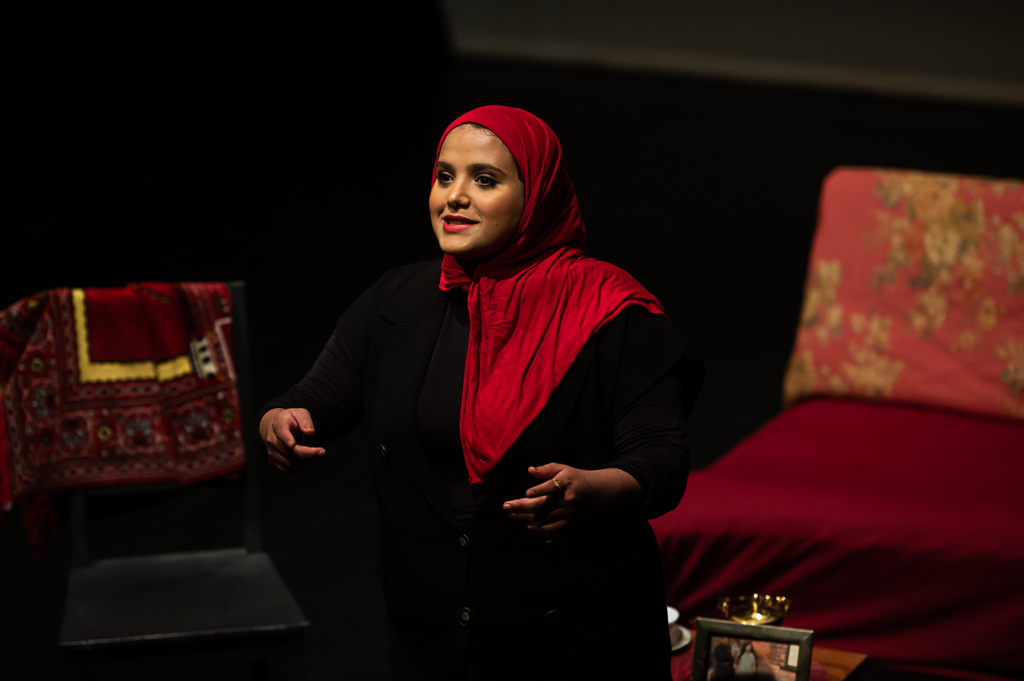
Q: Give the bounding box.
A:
[59,281,308,681]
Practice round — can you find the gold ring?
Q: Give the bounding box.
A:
[552,478,563,491]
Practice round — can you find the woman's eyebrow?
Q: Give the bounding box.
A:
[435,160,508,176]
[466,162,506,175]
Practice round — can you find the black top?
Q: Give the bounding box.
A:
[415,290,479,525]
[256,259,699,680]
[266,289,688,524]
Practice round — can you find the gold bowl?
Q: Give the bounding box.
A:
[717,594,791,625]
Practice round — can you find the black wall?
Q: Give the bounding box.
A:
[4,6,1022,680]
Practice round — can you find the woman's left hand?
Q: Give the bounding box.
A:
[503,463,645,532]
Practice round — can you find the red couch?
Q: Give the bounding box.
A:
[654,169,1024,680]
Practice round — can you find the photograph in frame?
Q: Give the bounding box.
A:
[691,617,814,681]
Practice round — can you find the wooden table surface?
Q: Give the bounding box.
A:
[812,646,868,681]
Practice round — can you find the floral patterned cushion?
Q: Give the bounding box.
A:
[784,168,1024,421]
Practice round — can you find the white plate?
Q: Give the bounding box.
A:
[670,624,691,651]
[667,606,680,625]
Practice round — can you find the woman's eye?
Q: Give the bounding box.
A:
[477,176,495,187]
[437,172,452,183]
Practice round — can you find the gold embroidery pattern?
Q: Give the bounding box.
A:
[71,289,193,384]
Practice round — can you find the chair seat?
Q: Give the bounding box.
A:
[59,548,308,650]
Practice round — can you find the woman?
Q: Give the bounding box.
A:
[736,642,757,676]
[258,105,699,680]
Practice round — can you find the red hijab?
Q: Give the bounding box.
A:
[434,105,665,483]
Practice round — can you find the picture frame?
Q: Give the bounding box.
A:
[691,617,814,681]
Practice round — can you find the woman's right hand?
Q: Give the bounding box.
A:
[259,408,326,473]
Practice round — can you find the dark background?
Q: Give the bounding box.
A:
[3,5,1021,680]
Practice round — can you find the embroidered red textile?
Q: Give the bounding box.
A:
[0,283,245,546]
[435,105,666,483]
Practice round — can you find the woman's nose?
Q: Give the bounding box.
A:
[447,180,470,208]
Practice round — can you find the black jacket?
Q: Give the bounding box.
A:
[261,259,700,680]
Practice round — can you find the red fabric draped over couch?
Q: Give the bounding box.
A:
[654,399,1024,680]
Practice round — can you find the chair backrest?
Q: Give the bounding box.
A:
[783,168,1024,422]
[68,280,262,567]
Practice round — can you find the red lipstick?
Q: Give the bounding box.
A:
[443,214,478,233]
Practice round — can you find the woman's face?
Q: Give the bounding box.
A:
[429,124,525,263]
